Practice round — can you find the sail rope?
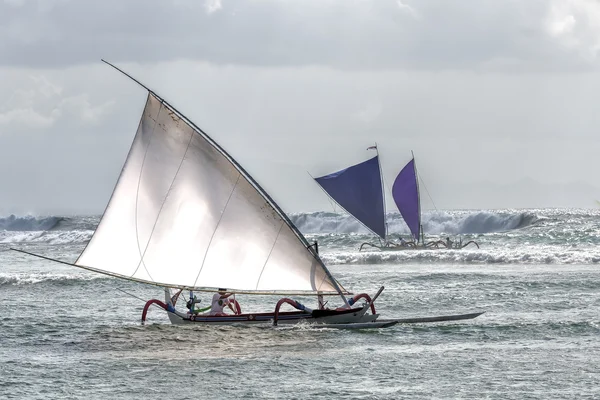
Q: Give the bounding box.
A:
[116,288,149,303]
[113,288,184,321]
[254,222,285,290]
[417,171,438,212]
[325,196,339,235]
[372,145,388,239]
[131,103,163,282]
[192,174,242,288]
[132,102,195,284]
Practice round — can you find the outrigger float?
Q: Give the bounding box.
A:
[359,237,480,252]
[313,148,480,252]
[13,60,483,329]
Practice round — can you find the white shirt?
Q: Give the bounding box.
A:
[210,293,230,315]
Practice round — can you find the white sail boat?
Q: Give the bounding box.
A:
[13,61,483,328]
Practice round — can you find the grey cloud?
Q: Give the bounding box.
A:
[0,0,594,71]
[2,1,600,215]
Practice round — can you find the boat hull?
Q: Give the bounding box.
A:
[166,305,378,326]
[156,290,483,328]
[160,288,378,326]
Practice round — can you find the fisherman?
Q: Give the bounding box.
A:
[445,237,453,249]
[399,237,408,247]
[209,288,237,316]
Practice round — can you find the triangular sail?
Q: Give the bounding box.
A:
[76,92,345,296]
[392,158,421,241]
[314,156,386,239]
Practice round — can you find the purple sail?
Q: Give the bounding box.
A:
[314,156,386,239]
[392,159,420,241]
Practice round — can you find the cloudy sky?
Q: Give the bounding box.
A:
[1,0,600,215]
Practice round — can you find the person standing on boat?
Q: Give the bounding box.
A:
[210,289,236,316]
[445,237,453,249]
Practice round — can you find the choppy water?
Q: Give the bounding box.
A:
[1,209,600,399]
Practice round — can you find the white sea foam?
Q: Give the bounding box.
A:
[319,245,600,266]
[0,230,94,244]
[0,215,63,231]
[0,272,103,286]
[290,210,538,235]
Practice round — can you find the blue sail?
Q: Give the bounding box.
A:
[392,158,421,241]
[314,156,386,239]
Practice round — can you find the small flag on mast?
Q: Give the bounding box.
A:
[367,145,377,150]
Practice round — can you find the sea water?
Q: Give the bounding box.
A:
[1,209,599,399]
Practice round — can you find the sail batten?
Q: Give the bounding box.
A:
[392,158,421,241]
[76,92,344,295]
[314,156,386,239]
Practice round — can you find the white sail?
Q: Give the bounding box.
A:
[76,93,344,295]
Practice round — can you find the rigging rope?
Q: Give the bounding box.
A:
[116,288,150,303]
[326,196,339,235]
[417,171,438,212]
[132,100,195,283]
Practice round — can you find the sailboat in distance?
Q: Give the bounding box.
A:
[313,146,480,251]
[12,61,483,327]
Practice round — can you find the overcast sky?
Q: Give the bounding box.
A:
[1,0,600,215]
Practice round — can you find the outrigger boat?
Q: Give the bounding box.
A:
[12,61,483,329]
[313,147,479,252]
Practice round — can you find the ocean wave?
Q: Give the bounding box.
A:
[319,247,600,266]
[0,230,94,245]
[0,214,98,244]
[0,215,99,232]
[418,211,539,235]
[0,215,64,231]
[290,210,538,235]
[0,272,105,287]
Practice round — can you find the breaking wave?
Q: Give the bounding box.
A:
[0,230,94,245]
[0,215,64,231]
[0,215,98,232]
[0,272,106,287]
[290,210,539,235]
[0,211,539,245]
[0,215,98,244]
[320,247,600,266]
[419,211,539,235]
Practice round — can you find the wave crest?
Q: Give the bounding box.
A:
[291,210,538,235]
[0,272,104,287]
[320,247,600,265]
[0,215,64,231]
[0,211,539,245]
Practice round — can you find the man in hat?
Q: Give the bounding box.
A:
[209,288,237,316]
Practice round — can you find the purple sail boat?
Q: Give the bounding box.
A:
[314,147,480,251]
